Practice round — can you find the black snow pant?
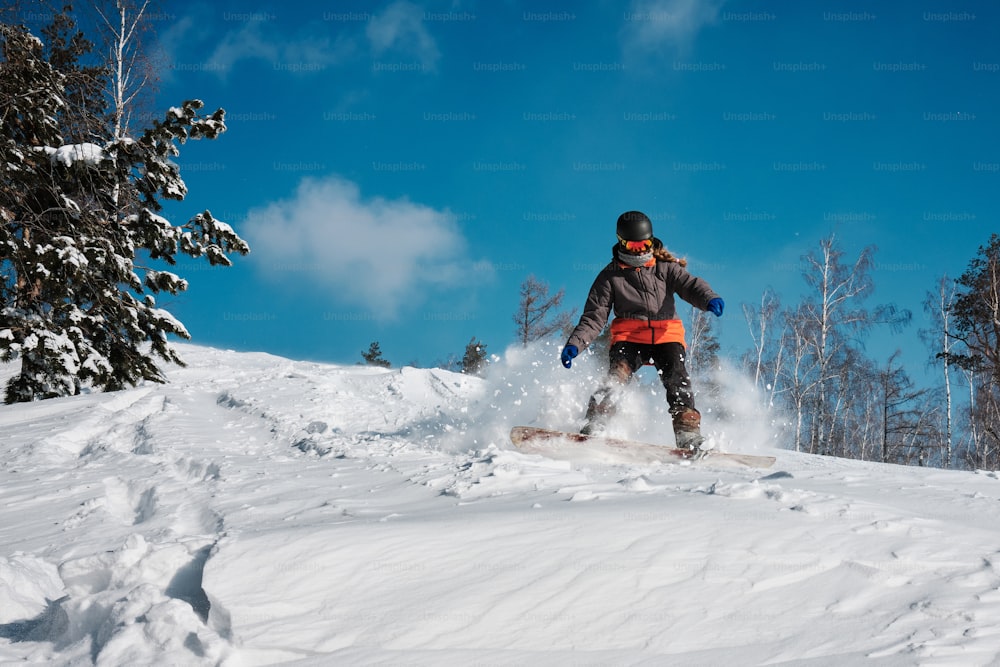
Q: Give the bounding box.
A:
[584,341,698,430]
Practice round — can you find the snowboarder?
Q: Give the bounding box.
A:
[560,211,724,450]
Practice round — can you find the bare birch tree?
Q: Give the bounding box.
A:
[877,350,930,464]
[921,276,958,468]
[742,288,779,388]
[513,275,576,347]
[93,0,157,141]
[742,287,785,410]
[799,236,876,452]
[779,304,823,453]
[687,305,720,379]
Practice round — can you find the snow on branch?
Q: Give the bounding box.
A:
[40,143,109,168]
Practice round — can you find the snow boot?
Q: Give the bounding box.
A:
[581,388,616,435]
[672,407,704,452]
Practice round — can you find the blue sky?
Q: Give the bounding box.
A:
[73,0,1000,373]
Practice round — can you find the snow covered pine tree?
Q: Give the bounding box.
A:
[0,24,249,402]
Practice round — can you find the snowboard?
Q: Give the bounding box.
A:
[510,426,776,468]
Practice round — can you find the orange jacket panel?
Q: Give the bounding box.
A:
[609,318,687,347]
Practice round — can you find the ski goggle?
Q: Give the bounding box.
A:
[618,236,653,252]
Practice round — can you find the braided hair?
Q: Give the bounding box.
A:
[652,240,688,267]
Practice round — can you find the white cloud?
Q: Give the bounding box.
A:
[157,2,439,78]
[207,23,278,71]
[622,0,726,54]
[366,1,440,70]
[243,176,478,318]
[153,13,212,82]
[154,7,355,79]
[206,22,355,76]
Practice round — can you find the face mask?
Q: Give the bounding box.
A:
[618,249,654,267]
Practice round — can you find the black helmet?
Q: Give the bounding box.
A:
[616,210,653,241]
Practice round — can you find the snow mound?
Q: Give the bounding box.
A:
[3,343,1000,666]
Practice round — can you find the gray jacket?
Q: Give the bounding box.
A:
[566,242,721,350]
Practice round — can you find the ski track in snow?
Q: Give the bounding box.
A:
[1,343,1000,665]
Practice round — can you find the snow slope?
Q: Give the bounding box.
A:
[2,343,1000,666]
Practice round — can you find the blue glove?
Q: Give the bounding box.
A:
[560,344,578,369]
[707,298,724,317]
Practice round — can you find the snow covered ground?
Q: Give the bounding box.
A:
[2,342,1000,666]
